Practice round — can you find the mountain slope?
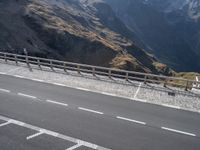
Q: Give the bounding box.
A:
[0,0,172,75]
[105,0,200,72]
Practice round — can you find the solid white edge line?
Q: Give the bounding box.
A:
[46,100,68,107]
[53,83,66,87]
[162,104,181,109]
[78,107,104,115]
[0,72,6,75]
[66,143,82,150]
[17,93,37,99]
[131,98,147,103]
[116,116,146,125]
[31,79,44,82]
[14,75,25,78]
[0,88,10,93]
[26,131,44,140]
[161,127,196,137]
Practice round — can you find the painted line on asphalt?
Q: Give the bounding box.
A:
[134,83,142,98]
[66,144,82,150]
[53,83,66,87]
[0,121,11,127]
[17,93,37,99]
[31,78,45,82]
[26,131,44,140]
[0,70,195,113]
[116,116,146,125]
[161,127,196,137]
[46,100,68,107]
[162,104,181,109]
[0,72,6,75]
[78,107,104,115]
[101,92,117,97]
[0,115,110,150]
[76,87,90,92]
[131,98,147,103]
[0,88,10,93]
[14,75,25,78]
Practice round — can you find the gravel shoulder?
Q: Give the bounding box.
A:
[0,60,200,113]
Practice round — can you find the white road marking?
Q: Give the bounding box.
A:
[101,92,117,97]
[162,104,181,109]
[0,72,6,75]
[26,131,44,140]
[161,127,196,137]
[0,88,10,93]
[46,100,68,107]
[0,121,11,127]
[131,98,147,103]
[78,107,104,115]
[17,93,37,99]
[0,115,110,150]
[53,83,66,87]
[116,116,146,125]
[31,79,44,82]
[134,83,142,98]
[14,75,25,78]
[66,144,82,150]
[76,87,90,92]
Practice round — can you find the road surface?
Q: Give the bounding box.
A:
[0,74,200,150]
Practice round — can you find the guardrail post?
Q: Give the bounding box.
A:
[125,72,129,81]
[92,67,95,76]
[144,75,147,84]
[108,69,112,78]
[4,53,7,63]
[185,80,189,91]
[63,62,67,72]
[163,79,168,87]
[37,59,41,69]
[50,60,53,70]
[14,55,18,65]
[77,65,81,74]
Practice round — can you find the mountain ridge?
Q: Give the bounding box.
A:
[0,0,173,75]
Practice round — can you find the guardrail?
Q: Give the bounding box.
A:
[0,51,199,91]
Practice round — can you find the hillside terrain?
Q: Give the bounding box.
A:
[105,0,200,72]
[0,0,173,75]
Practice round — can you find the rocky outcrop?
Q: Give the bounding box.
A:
[0,0,173,75]
[105,0,200,72]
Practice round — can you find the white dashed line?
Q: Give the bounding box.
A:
[116,116,146,125]
[14,75,25,78]
[0,88,10,93]
[0,121,11,127]
[66,144,82,150]
[134,83,142,98]
[78,107,104,115]
[161,127,196,137]
[46,100,68,107]
[17,93,37,99]
[162,104,181,109]
[26,131,44,140]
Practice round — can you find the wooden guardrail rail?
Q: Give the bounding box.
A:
[0,52,199,91]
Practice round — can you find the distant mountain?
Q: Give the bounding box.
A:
[0,0,172,75]
[104,0,200,72]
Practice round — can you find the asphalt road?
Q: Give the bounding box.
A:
[0,74,200,150]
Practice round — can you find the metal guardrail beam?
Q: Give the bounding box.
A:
[0,51,199,91]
